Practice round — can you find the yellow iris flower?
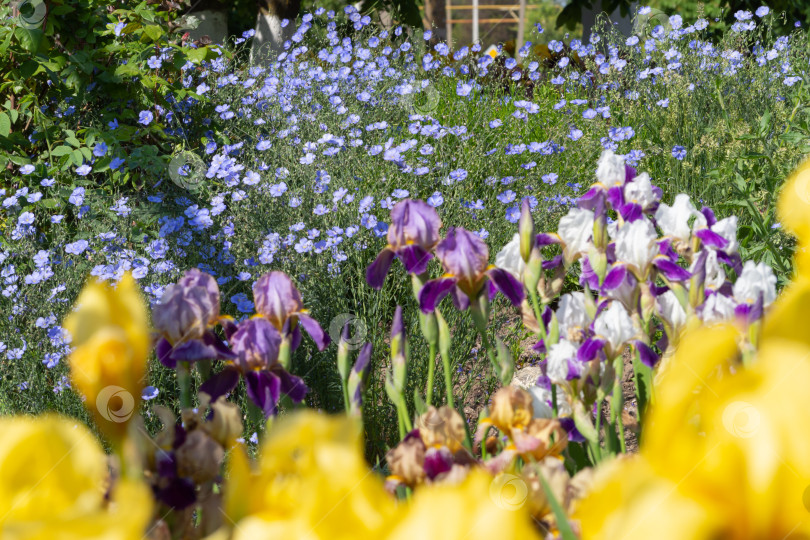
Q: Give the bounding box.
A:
[220,412,399,539]
[0,415,152,539]
[777,156,810,274]
[63,273,149,442]
[216,411,542,540]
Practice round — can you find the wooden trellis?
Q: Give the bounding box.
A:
[445,1,540,49]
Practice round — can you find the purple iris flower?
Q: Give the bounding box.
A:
[367,199,442,289]
[199,318,309,417]
[252,271,330,351]
[153,432,196,510]
[418,227,525,313]
[153,269,235,368]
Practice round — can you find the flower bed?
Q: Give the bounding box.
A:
[1,5,810,536]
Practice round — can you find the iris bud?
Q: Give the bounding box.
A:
[588,247,607,285]
[639,282,656,325]
[337,322,351,383]
[519,198,535,263]
[348,343,372,416]
[437,309,452,359]
[524,246,543,294]
[547,311,560,347]
[419,311,439,348]
[470,293,490,336]
[390,306,408,392]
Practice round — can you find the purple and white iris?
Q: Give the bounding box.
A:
[504,150,776,416]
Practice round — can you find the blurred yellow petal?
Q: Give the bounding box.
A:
[221,444,255,525]
[777,157,810,276]
[761,276,810,348]
[64,273,150,366]
[63,274,149,441]
[220,412,399,539]
[646,322,740,475]
[576,456,724,540]
[0,415,106,523]
[777,156,810,244]
[68,327,144,442]
[580,324,810,539]
[231,516,319,540]
[69,327,145,404]
[387,470,542,540]
[0,415,151,540]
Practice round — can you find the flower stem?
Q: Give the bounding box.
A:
[426,342,436,407]
[551,384,558,418]
[398,394,412,432]
[177,361,191,412]
[527,287,547,340]
[397,410,406,440]
[440,345,455,409]
[341,381,351,414]
[197,359,211,383]
[478,331,499,378]
[610,356,627,454]
[593,399,604,463]
[617,410,627,454]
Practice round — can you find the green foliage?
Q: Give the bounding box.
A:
[526,1,584,42]
[704,90,810,285]
[557,0,637,31]
[0,0,222,188]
